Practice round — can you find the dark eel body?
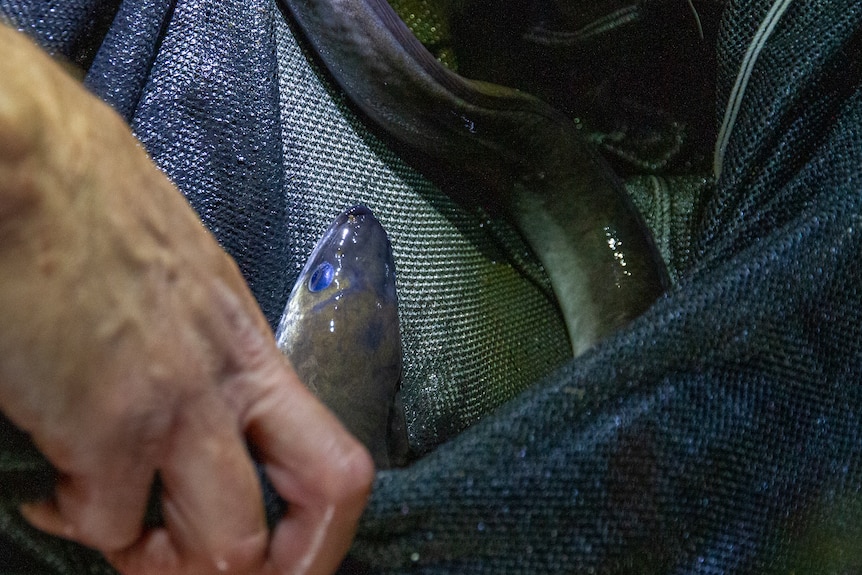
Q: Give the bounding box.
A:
[279,0,669,355]
[276,206,408,469]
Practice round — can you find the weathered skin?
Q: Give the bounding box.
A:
[276,206,408,469]
[279,0,670,355]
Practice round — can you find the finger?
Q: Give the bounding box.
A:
[106,391,268,575]
[250,374,374,574]
[20,464,154,552]
[210,281,375,573]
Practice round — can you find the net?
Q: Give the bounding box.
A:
[1,0,860,572]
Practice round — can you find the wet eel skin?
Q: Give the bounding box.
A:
[279,0,669,355]
[276,205,409,469]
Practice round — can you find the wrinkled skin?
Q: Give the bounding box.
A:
[0,25,373,575]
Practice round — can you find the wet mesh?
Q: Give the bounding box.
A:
[274,11,571,455]
[0,0,861,573]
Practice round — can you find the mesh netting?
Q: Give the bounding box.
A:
[1,0,861,573]
[274,10,571,454]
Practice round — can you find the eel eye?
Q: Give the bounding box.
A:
[308,262,335,292]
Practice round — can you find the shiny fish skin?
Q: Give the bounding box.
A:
[276,206,408,469]
[279,0,669,355]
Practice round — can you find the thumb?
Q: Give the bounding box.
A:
[213,281,375,573]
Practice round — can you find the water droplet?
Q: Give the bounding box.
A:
[410,552,420,562]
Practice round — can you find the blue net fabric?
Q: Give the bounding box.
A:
[0,0,861,573]
[1,0,292,331]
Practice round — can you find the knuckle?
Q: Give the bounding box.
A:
[319,437,376,507]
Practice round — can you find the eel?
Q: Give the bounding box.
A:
[275,205,409,469]
[279,0,670,355]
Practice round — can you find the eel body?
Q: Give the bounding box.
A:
[276,205,409,469]
[280,0,669,355]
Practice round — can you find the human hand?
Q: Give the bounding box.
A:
[0,25,374,574]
